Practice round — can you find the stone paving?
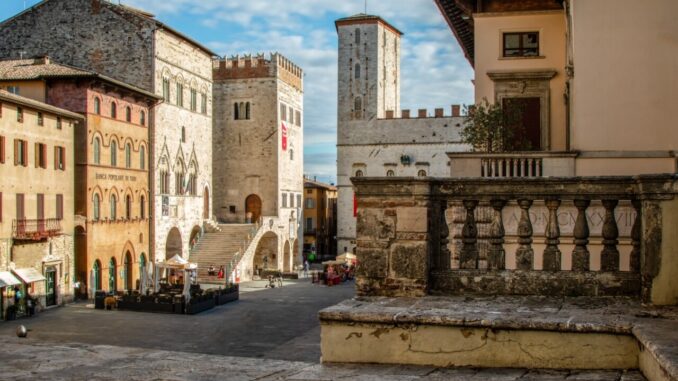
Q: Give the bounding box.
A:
[0,340,647,381]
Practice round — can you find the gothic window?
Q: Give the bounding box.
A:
[125,143,131,168]
[246,102,251,120]
[125,106,131,122]
[355,170,363,177]
[418,169,427,177]
[288,106,294,123]
[386,170,394,177]
[140,110,145,126]
[176,83,184,107]
[162,78,170,101]
[140,146,145,170]
[94,97,101,115]
[190,89,197,111]
[110,140,117,167]
[290,149,294,161]
[201,93,207,114]
[282,193,288,208]
[110,194,117,220]
[125,195,132,220]
[354,97,362,119]
[175,170,185,195]
[159,171,169,194]
[234,102,239,120]
[93,194,100,221]
[181,126,186,143]
[295,110,301,126]
[355,28,360,44]
[355,63,361,79]
[140,195,145,219]
[280,102,287,121]
[93,137,100,164]
[110,102,117,119]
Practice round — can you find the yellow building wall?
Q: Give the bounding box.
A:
[474,11,567,151]
[570,0,678,171]
[0,81,46,103]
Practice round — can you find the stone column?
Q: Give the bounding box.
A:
[515,199,534,270]
[600,199,620,272]
[629,199,641,273]
[459,200,479,269]
[488,199,506,270]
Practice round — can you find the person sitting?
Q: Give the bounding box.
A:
[208,264,216,276]
[217,266,225,279]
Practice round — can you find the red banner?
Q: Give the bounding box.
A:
[353,193,357,217]
[281,122,288,151]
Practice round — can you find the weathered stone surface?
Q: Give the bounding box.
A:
[396,207,428,233]
[390,243,428,280]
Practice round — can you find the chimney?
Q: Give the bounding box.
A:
[34,56,50,65]
[452,104,461,117]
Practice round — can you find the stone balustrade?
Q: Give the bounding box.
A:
[352,174,678,304]
[448,152,578,178]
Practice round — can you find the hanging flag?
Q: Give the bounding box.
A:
[353,193,357,217]
[281,122,288,151]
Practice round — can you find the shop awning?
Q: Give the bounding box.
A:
[13,268,46,283]
[0,271,21,288]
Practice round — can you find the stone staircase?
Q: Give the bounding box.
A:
[190,223,258,284]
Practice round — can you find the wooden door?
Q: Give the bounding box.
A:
[245,194,262,223]
[503,97,541,151]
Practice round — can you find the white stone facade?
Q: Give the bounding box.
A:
[153,30,213,263]
[213,54,304,269]
[335,15,468,254]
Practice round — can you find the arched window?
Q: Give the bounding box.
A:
[125,195,132,219]
[140,195,145,219]
[94,97,101,114]
[354,97,362,119]
[109,257,117,291]
[355,63,361,79]
[181,126,186,143]
[125,106,131,122]
[93,137,100,164]
[140,146,145,170]
[110,140,117,166]
[93,260,101,291]
[418,170,427,177]
[355,28,360,44]
[140,110,145,126]
[386,170,394,177]
[355,170,364,177]
[110,102,117,119]
[290,149,294,161]
[139,253,146,276]
[125,143,131,168]
[246,102,251,120]
[93,194,100,221]
[110,194,117,220]
[234,102,239,120]
[239,102,244,120]
[160,171,169,194]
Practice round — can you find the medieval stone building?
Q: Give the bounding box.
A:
[0,0,214,265]
[335,14,467,255]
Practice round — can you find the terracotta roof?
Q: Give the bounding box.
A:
[335,13,403,36]
[434,0,475,67]
[0,58,161,100]
[304,179,337,191]
[0,89,84,120]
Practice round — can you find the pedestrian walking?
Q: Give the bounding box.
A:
[303,260,309,278]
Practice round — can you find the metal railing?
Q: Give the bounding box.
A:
[12,218,62,240]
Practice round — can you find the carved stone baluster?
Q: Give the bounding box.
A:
[439,200,451,270]
[488,199,507,270]
[543,199,561,272]
[513,159,519,177]
[515,199,534,270]
[629,199,641,272]
[460,200,479,269]
[572,199,591,271]
[600,199,620,272]
[536,159,543,177]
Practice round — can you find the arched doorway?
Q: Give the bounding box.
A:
[124,251,133,290]
[189,226,201,251]
[93,260,102,292]
[74,226,87,298]
[203,187,210,220]
[253,231,278,275]
[283,240,291,273]
[139,253,146,289]
[245,194,262,223]
[166,227,182,258]
[292,239,300,269]
[108,257,117,292]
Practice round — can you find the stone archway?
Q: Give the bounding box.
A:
[283,240,291,272]
[166,227,182,258]
[124,251,133,290]
[245,194,262,223]
[189,225,201,250]
[292,239,300,268]
[74,226,87,298]
[253,231,278,275]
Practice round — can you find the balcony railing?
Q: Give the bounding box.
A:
[448,152,578,178]
[12,218,62,240]
[351,175,678,304]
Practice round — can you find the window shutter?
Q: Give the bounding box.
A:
[22,141,27,166]
[0,136,4,164]
[13,139,18,165]
[61,147,66,170]
[54,147,58,170]
[35,143,39,168]
[56,194,63,220]
[42,144,47,168]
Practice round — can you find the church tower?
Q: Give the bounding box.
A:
[336,14,402,123]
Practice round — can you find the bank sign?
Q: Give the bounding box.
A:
[281,122,288,151]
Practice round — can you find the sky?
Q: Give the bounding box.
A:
[1,0,474,184]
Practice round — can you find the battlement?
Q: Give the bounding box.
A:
[380,105,464,120]
[213,53,303,91]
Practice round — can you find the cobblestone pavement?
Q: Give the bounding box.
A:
[0,279,354,363]
[0,340,646,381]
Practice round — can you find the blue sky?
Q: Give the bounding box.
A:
[1,0,474,184]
